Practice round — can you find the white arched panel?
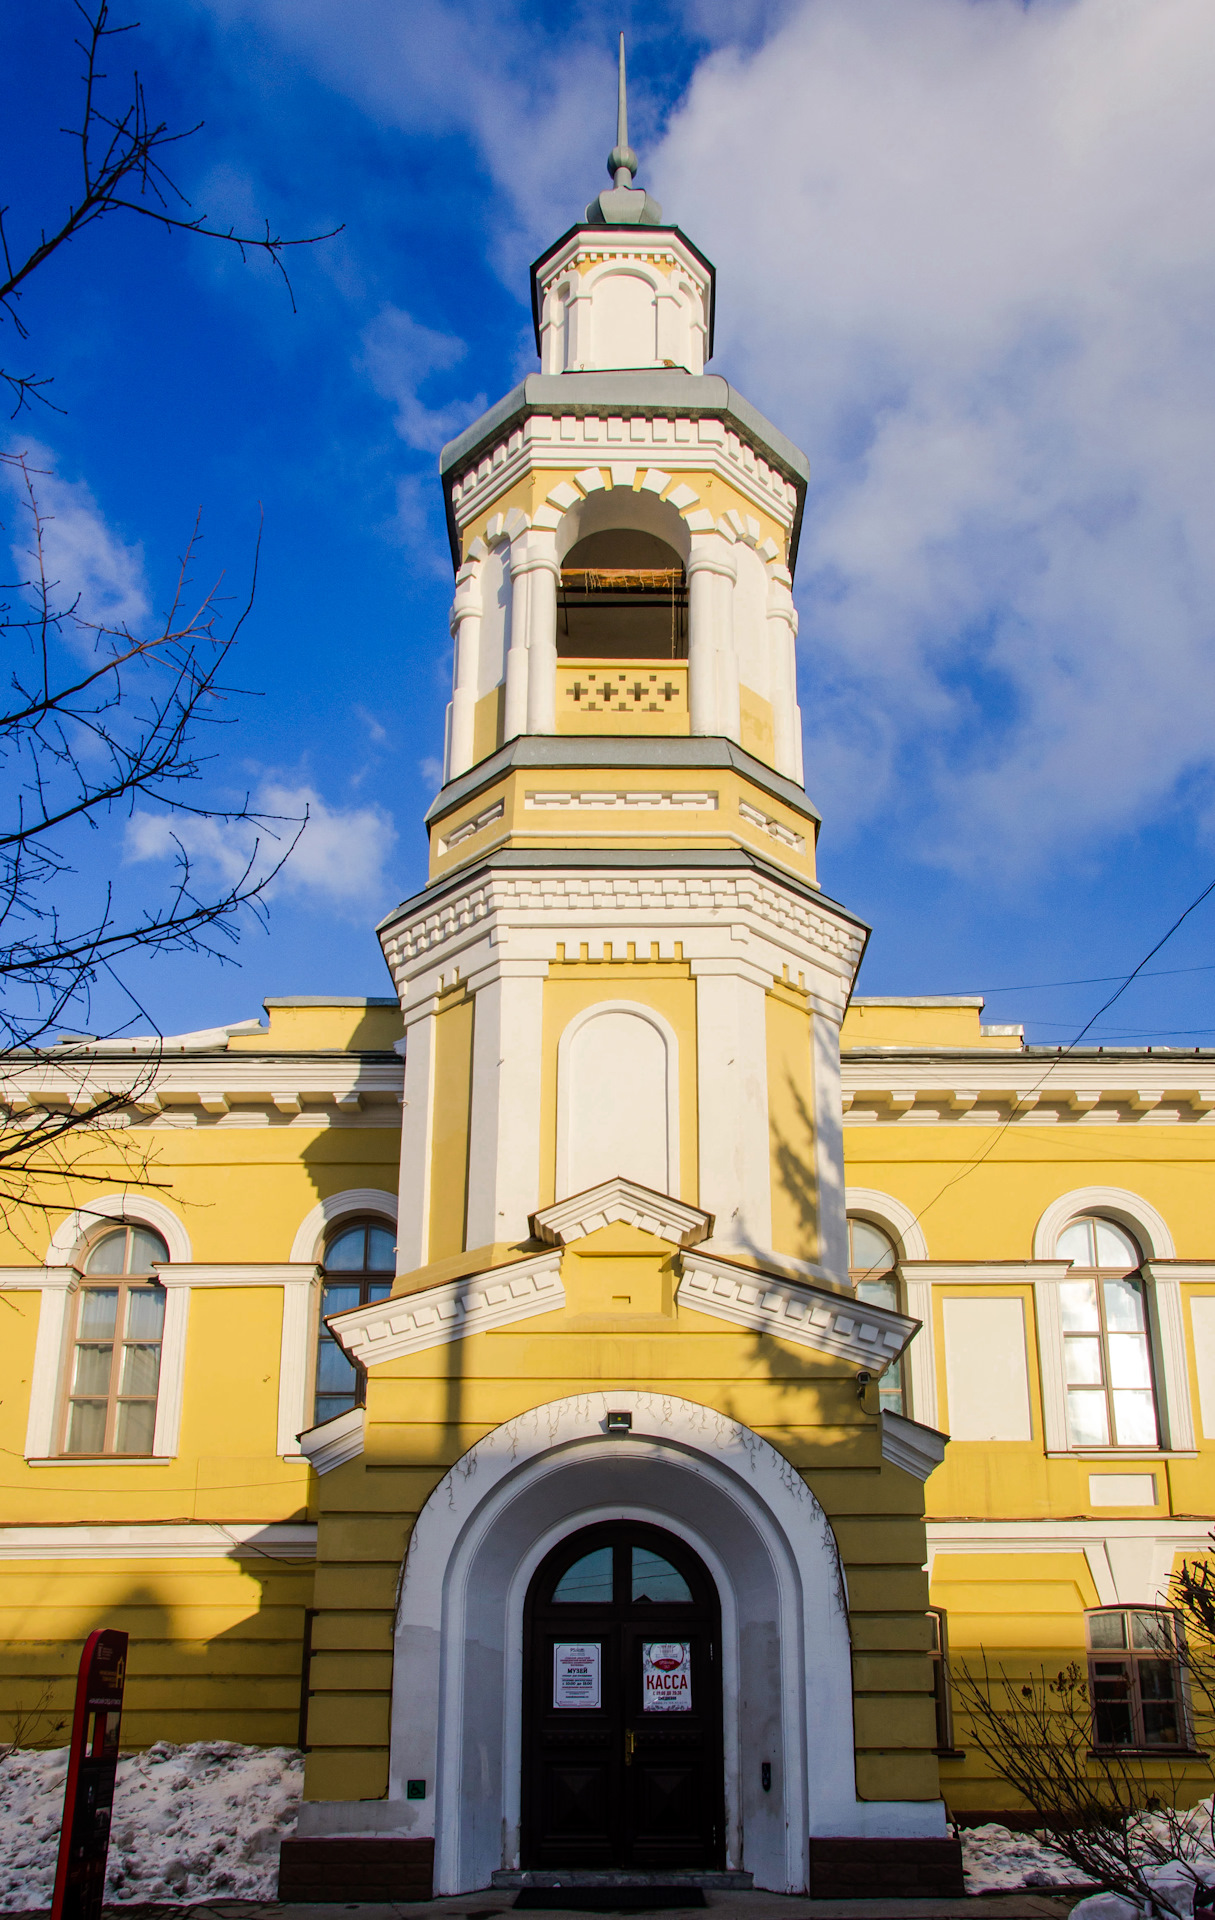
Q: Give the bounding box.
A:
[556,1001,679,1202]
[587,268,658,369]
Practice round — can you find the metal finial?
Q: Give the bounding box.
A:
[607,31,638,187]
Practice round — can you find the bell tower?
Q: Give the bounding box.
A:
[377,41,867,1285]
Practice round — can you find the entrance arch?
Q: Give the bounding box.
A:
[390,1390,945,1895]
[523,1521,724,1869]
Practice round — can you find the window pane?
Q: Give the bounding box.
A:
[316,1339,357,1393]
[366,1226,396,1270]
[1092,1660,1134,1745]
[1104,1277,1147,1333]
[632,1549,693,1604]
[1067,1389,1109,1446]
[1065,1337,1103,1386]
[1113,1389,1159,1448]
[128,1227,169,1272]
[553,1547,614,1603]
[856,1276,898,1312]
[120,1343,161,1398]
[84,1230,128,1276]
[1108,1333,1152,1389]
[1094,1219,1141,1269]
[324,1226,367,1270]
[78,1289,118,1337]
[849,1219,896,1273]
[72,1343,114,1395]
[124,1287,165,1341]
[115,1398,156,1455]
[66,1400,107,1453]
[315,1391,358,1424]
[877,1369,905,1416]
[1131,1612,1176,1652]
[321,1282,362,1316]
[1089,1613,1128,1649]
[1058,1220,1097,1266]
[368,1280,393,1305]
[1060,1280,1100,1332]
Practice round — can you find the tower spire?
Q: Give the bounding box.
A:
[585,32,662,226]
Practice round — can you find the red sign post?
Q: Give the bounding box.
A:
[50,1629,128,1920]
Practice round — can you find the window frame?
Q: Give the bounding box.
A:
[313,1215,396,1427]
[848,1215,907,1417]
[58,1224,169,1458]
[927,1607,960,1755]
[1058,1216,1162,1452]
[1085,1606,1193,1755]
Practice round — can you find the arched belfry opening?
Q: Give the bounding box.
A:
[559,528,688,660]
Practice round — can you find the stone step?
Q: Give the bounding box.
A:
[492,1871,754,1890]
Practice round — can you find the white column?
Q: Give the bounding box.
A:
[767,569,802,783]
[447,561,483,780]
[686,536,737,738]
[397,1008,437,1272]
[902,1279,938,1428]
[692,961,772,1254]
[278,1271,321,1454]
[519,533,560,735]
[23,1273,77,1458]
[810,1011,849,1282]
[1143,1266,1197,1452]
[503,549,531,741]
[1033,1275,1070,1453]
[464,962,547,1250]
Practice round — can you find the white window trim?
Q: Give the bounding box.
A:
[21,1195,194,1461]
[289,1188,398,1264]
[845,1188,930,1422]
[288,1191,398,1449]
[1031,1191,1189,1455]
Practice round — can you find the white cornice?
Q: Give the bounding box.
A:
[380,867,865,990]
[881,1411,948,1482]
[676,1250,917,1369]
[0,1057,403,1129]
[155,1263,319,1288]
[0,1523,317,1560]
[841,1060,1215,1126]
[900,1261,1073,1285]
[298,1406,365,1476]
[532,1178,711,1250]
[328,1249,566,1368]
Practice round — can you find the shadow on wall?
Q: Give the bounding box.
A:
[0,1555,313,1751]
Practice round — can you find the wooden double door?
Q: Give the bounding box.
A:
[522,1522,724,1870]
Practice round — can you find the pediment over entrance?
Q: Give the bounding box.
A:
[532,1177,712,1250]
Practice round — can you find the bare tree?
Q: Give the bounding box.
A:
[952,1604,1215,1919]
[0,5,334,1206]
[1,1,337,415]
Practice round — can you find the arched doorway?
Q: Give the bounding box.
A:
[521,1520,724,1870]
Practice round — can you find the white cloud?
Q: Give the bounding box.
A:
[652,0,1215,870]
[2,441,150,632]
[126,781,397,905]
[357,305,486,453]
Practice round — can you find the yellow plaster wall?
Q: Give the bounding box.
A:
[227,1002,404,1052]
[556,661,690,738]
[427,989,475,1263]
[840,1002,1017,1051]
[0,1555,312,1749]
[301,1240,941,1804]
[738,686,776,770]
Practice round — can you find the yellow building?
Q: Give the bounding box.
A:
[2,72,1212,1903]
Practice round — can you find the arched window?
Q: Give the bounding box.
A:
[62,1224,170,1456]
[848,1217,905,1416]
[558,530,687,661]
[1057,1216,1159,1449]
[314,1218,395,1426]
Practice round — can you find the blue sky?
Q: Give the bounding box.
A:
[3,0,1214,1049]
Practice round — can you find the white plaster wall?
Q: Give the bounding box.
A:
[559,1005,672,1198]
[477,543,511,697]
[732,543,773,705]
[591,269,659,368]
[943,1297,1033,1441]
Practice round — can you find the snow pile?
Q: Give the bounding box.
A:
[962,1821,1094,1892]
[0,1740,302,1910]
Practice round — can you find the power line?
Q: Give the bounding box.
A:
[888,960,1215,998]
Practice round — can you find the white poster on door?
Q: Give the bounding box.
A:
[553,1642,601,1709]
[643,1642,691,1712]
